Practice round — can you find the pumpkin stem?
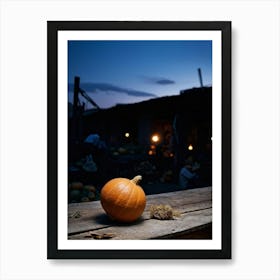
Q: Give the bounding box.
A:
[131,175,142,185]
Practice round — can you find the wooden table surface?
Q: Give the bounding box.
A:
[68,186,212,240]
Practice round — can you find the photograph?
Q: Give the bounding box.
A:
[67,40,213,240]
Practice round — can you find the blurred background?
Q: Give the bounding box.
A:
[67,40,212,203]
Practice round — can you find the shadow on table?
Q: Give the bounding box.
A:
[94,213,145,227]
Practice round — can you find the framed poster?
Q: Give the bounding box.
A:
[47,21,231,259]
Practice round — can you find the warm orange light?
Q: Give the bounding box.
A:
[188,144,193,151]
[151,134,160,143]
[148,150,153,155]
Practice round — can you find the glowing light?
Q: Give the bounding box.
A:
[148,150,153,155]
[125,132,130,138]
[188,144,193,151]
[151,134,160,143]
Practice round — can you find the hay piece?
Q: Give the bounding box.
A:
[84,232,116,239]
[149,204,181,220]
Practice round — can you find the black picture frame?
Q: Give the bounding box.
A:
[47,21,231,259]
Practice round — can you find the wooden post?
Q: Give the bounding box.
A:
[71,76,83,144]
[198,68,204,88]
[73,76,80,110]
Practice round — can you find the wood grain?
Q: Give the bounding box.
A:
[68,186,212,239]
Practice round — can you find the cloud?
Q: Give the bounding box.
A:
[68,82,156,98]
[141,76,176,85]
[156,79,175,85]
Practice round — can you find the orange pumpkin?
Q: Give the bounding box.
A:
[100,175,146,223]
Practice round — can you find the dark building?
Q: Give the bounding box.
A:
[81,87,211,147]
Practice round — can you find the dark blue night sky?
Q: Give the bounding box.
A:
[68,40,212,108]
